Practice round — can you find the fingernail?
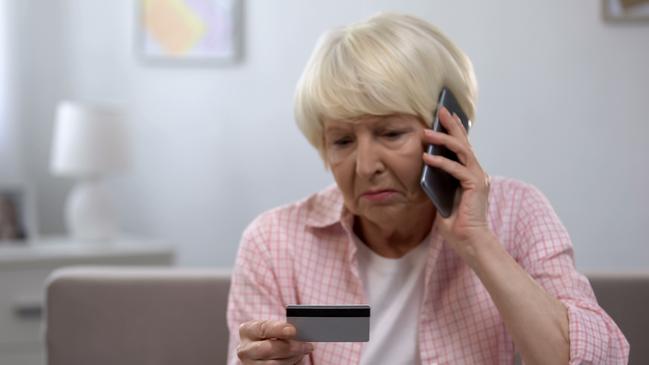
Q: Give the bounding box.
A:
[304,343,314,353]
[283,326,295,336]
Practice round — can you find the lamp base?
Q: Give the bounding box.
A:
[65,180,117,241]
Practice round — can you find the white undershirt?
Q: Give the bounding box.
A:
[353,233,431,365]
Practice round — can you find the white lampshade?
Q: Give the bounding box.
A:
[50,101,129,177]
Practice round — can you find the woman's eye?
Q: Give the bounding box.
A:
[383,131,405,139]
[333,137,353,147]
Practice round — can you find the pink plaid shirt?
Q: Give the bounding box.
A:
[227,176,629,364]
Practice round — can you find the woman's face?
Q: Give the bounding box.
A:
[324,114,432,223]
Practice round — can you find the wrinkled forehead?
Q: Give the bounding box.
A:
[323,114,424,131]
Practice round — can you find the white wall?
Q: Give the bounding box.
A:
[0,0,23,183]
[13,0,649,270]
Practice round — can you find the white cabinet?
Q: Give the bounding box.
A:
[0,237,175,365]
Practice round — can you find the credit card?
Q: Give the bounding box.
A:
[286,305,370,342]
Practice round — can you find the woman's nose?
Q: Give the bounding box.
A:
[355,138,385,178]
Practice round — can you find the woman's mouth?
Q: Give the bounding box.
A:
[361,189,398,202]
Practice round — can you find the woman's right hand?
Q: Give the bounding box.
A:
[237,320,314,364]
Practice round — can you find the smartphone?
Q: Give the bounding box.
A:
[420,87,471,218]
[286,305,370,342]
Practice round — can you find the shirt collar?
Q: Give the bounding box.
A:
[304,184,347,228]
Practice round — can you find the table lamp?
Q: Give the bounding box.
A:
[50,101,130,241]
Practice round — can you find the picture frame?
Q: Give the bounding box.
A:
[136,0,243,66]
[602,0,649,22]
[0,184,38,244]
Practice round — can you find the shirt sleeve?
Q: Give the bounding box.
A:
[513,183,629,365]
[226,216,285,364]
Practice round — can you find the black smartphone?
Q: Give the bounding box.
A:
[419,87,471,218]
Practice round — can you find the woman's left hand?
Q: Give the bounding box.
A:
[422,106,493,260]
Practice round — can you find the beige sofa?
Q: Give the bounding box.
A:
[45,267,647,365]
[45,267,231,365]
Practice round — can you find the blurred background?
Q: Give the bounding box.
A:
[0,0,648,270]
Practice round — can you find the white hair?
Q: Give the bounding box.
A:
[294,12,478,164]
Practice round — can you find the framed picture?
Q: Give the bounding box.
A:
[0,185,37,243]
[603,0,649,22]
[136,0,243,65]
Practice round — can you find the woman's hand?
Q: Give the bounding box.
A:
[237,320,314,364]
[422,106,492,261]
[422,108,571,364]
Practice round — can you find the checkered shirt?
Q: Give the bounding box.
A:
[227,176,629,364]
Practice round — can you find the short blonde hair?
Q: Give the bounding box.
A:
[294,12,478,163]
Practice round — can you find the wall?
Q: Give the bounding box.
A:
[13,0,649,269]
[0,0,22,183]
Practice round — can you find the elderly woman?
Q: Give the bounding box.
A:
[227,13,628,365]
